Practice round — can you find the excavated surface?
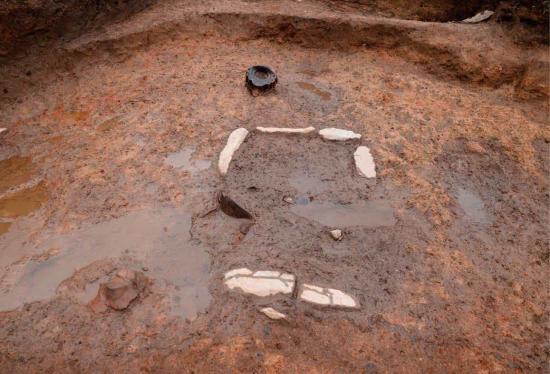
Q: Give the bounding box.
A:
[0,0,548,372]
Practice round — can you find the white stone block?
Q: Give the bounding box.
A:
[319,128,361,141]
[224,268,295,297]
[299,284,359,308]
[256,126,315,134]
[218,128,249,175]
[354,146,376,178]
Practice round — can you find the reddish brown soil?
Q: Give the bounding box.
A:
[0,0,548,372]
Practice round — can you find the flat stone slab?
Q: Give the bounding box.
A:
[354,146,376,178]
[260,307,286,320]
[218,128,249,175]
[319,128,361,141]
[299,284,359,308]
[224,268,295,297]
[256,126,315,134]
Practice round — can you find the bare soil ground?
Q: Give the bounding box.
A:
[0,0,548,372]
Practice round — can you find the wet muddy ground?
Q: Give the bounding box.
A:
[0,0,548,372]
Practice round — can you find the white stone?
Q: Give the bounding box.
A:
[329,229,343,241]
[0,128,6,135]
[260,307,286,320]
[218,128,249,175]
[283,196,294,204]
[299,284,359,308]
[224,268,295,297]
[224,268,253,279]
[319,128,361,141]
[256,126,315,134]
[461,10,494,23]
[354,146,376,178]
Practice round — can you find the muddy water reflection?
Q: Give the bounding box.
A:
[165,147,211,173]
[0,208,211,319]
[457,188,490,224]
[0,222,11,235]
[0,182,47,218]
[291,200,395,227]
[288,171,328,195]
[0,156,34,193]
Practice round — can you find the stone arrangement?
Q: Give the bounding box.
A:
[224,268,360,311]
[218,126,374,317]
[217,126,377,180]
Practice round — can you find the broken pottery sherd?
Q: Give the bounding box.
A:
[260,307,287,320]
[353,146,376,179]
[299,284,359,308]
[319,128,361,141]
[224,268,295,297]
[219,192,253,219]
[256,126,316,134]
[329,229,343,241]
[218,128,249,175]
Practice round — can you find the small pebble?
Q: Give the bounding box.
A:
[283,196,294,204]
[330,229,343,241]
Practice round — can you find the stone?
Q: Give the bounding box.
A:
[260,307,286,320]
[461,10,494,23]
[256,126,315,134]
[329,229,343,241]
[0,128,6,135]
[89,269,149,313]
[218,128,249,175]
[354,146,376,178]
[299,284,359,308]
[283,196,294,204]
[224,268,295,297]
[319,128,361,141]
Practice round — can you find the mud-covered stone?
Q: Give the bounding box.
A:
[90,269,149,313]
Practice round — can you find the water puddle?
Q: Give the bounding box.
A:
[0,208,211,319]
[165,147,211,174]
[0,222,11,235]
[297,81,332,101]
[456,188,489,224]
[0,156,34,193]
[288,171,328,195]
[291,200,395,227]
[0,182,47,218]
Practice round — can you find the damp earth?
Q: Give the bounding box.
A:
[0,0,548,372]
